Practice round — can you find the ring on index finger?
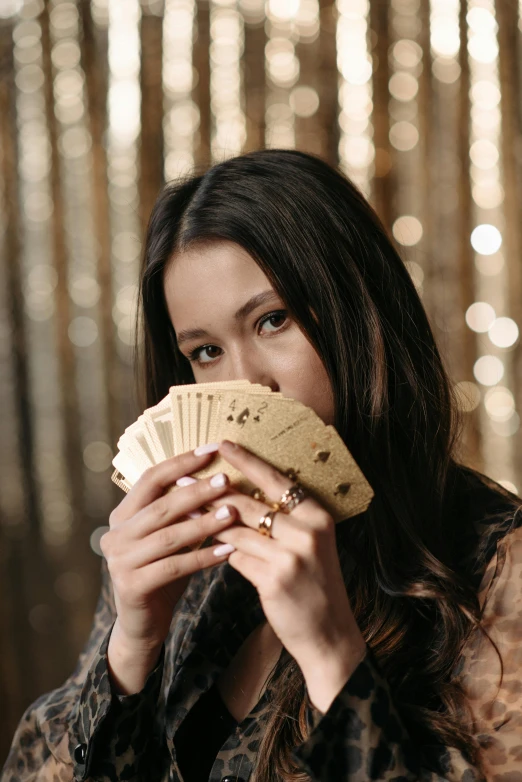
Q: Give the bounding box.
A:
[278,483,307,514]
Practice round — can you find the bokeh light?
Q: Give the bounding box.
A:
[267,0,299,22]
[432,57,460,83]
[484,386,515,422]
[83,441,113,472]
[28,604,54,634]
[430,12,460,57]
[0,0,23,16]
[470,139,499,169]
[389,72,419,102]
[472,182,504,209]
[490,412,520,437]
[90,526,110,556]
[68,316,99,348]
[470,224,502,255]
[163,0,197,179]
[488,317,519,349]
[210,2,246,157]
[454,380,481,413]
[389,121,419,152]
[393,39,422,68]
[473,355,504,386]
[289,86,319,118]
[336,0,374,194]
[475,251,504,276]
[266,39,300,87]
[70,277,101,308]
[471,80,501,109]
[392,215,423,246]
[465,302,496,333]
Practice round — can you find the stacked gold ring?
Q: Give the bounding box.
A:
[278,483,307,513]
[256,482,308,538]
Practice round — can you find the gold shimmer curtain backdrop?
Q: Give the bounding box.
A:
[0,0,521,759]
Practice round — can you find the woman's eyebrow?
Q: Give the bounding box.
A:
[176,326,211,346]
[233,289,279,321]
[176,289,280,346]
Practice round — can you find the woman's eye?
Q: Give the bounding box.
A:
[186,311,288,366]
[258,310,288,334]
[189,344,222,364]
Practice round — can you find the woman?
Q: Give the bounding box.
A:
[3,149,522,782]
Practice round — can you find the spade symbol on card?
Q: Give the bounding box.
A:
[236,408,250,427]
[314,450,331,463]
[334,482,351,497]
[254,402,268,422]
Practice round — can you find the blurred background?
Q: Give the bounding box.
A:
[0,0,521,760]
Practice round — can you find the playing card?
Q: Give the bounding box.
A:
[111,381,374,527]
[192,392,370,521]
[117,416,157,471]
[142,396,175,461]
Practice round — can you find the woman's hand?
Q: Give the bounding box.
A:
[100,446,237,693]
[212,440,367,712]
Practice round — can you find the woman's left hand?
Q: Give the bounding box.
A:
[212,439,367,711]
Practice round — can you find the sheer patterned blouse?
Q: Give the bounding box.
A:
[2,469,522,782]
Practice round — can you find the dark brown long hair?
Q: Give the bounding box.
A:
[134,149,521,778]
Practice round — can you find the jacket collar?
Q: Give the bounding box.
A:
[163,560,266,738]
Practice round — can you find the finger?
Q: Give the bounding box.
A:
[226,550,267,589]
[174,477,205,519]
[218,441,322,520]
[211,493,304,545]
[137,534,240,593]
[127,505,238,567]
[111,444,220,524]
[133,472,231,537]
[212,525,278,562]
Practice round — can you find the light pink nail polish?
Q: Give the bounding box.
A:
[210,473,227,488]
[194,442,220,456]
[187,510,202,519]
[177,476,197,487]
[213,543,235,557]
[215,505,231,520]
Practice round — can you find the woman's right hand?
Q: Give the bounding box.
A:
[100,446,236,694]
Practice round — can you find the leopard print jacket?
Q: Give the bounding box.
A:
[2,488,522,782]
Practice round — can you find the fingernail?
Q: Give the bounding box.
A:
[194,442,220,456]
[213,543,235,557]
[220,440,238,451]
[210,473,227,488]
[188,510,202,519]
[176,476,197,487]
[215,505,231,520]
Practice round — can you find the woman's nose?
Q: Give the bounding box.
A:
[228,355,279,392]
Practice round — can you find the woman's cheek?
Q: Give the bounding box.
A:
[276,335,335,425]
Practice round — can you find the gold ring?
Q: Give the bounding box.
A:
[279,483,307,513]
[258,509,277,537]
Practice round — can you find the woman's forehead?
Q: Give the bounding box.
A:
[163,241,277,328]
[166,239,261,281]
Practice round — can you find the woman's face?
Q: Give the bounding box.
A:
[163,240,335,425]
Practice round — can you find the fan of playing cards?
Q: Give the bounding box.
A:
[111,380,373,523]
